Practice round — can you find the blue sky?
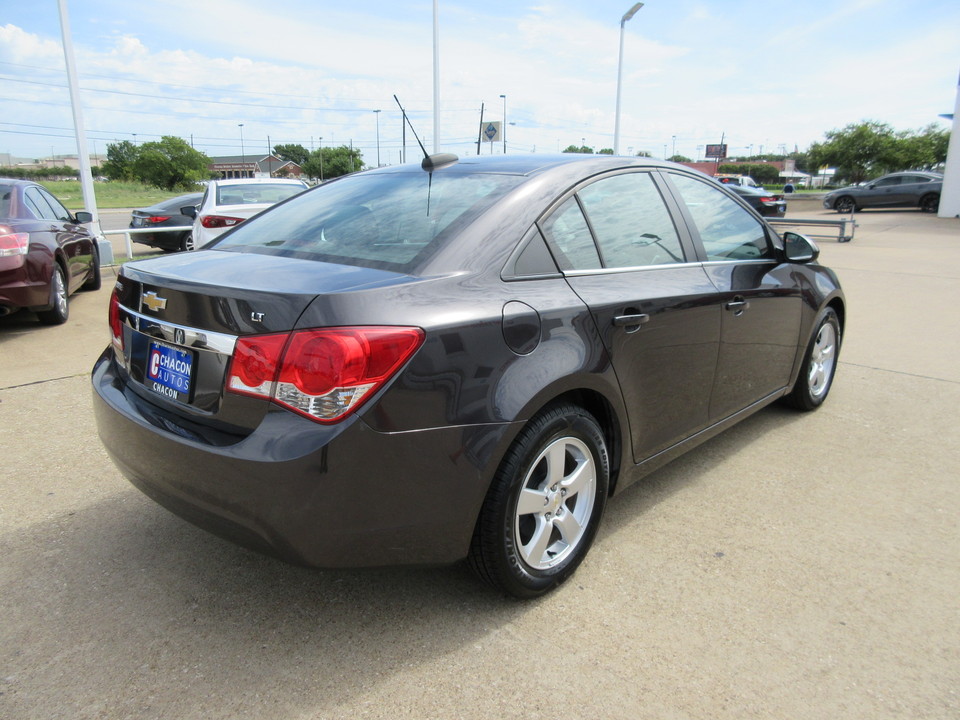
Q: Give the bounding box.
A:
[2,0,958,166]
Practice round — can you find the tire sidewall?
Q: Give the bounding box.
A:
[494,407,609,597]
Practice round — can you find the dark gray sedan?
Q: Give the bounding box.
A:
[92,154,844,597]
[823,171,942,213]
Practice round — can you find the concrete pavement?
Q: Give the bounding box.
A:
[1,207,958,719]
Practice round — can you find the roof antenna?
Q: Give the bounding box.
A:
[393,94,458,172]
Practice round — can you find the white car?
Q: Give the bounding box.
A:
[188,178,308,249]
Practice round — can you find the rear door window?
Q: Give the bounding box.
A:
[577,172,685,267]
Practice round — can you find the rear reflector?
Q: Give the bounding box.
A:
[227,326,425,423]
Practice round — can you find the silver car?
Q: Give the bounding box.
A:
[823,171,942,213]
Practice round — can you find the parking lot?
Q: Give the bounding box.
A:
[1,202,958,719]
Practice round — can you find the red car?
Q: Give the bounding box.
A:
[0,179,100,324]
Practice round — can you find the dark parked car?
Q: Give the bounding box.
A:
[726,184,787,217]
[1,178,100,324]
[129,192,203,252]
[92,155,844,597]
[823,171,942,213]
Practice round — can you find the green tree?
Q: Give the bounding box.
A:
[635,150,653,158]
[668,154,692,163]
[562,145,593,154]
[132,136,211,190]
[807,121,903,183]
[101,140,139,181]
[598,148,614,155]
[301,145,364,180]
[272,143,309,165]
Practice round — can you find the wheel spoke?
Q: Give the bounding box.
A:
[544,442,568,486]
[553,510,583,545]
[522,517,553,565]
[562,458,594,498]
[517,487,548,516]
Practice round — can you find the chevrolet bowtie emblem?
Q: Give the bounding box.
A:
[142,291,167,312]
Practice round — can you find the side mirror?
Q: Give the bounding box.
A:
[74,211,93,224]
[180,205,198,219]
[783,231,819,263]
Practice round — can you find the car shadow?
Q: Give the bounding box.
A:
[0,401,808,716]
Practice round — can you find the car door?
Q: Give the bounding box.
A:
[25,186,91,290]
[662,172,802,421]
[863,175,904,208]
[538,171,722,462]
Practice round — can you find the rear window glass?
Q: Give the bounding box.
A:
[216,183,305,205]
[213,171,525,272]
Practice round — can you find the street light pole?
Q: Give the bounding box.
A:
[238,123,245,178]
[500,94,507,154]
[374,109,381,167]
[613,2,643,156]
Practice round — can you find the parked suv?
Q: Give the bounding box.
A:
[823,171,942,213]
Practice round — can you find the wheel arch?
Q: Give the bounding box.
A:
[508,387,626,498]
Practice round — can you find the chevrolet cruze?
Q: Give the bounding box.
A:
[92,154,844,597]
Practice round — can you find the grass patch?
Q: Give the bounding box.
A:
[38,180,189,210]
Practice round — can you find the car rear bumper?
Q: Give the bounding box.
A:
[0,269,50,314]
[91,349,507,568]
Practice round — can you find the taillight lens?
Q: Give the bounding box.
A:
[200,215,244,229]
[0,228,29,269]
[146,215,171,224]
[227,326,424,423]
[109,286,124,354]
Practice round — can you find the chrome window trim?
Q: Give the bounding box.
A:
[119,304,237,354]
[561,257,773,278]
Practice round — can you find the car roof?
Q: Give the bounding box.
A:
[211,178,307,186]
[361,153,679,179]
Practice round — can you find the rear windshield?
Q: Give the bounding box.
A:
[212,171,525,272]
[216,183,305,205]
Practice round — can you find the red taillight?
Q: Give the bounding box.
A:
[109,287,123,354]
[0,228,29,256]
[146,215,171,224]
[200,215,244,229]
[227,326,425,423]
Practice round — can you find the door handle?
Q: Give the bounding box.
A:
[725,299,750,314]
[612,313,650,327]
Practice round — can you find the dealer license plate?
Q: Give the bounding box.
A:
[146,341,193,401]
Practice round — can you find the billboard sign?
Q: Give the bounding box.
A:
[705,143,727,159]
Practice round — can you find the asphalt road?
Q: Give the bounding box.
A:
[1,203,958,719]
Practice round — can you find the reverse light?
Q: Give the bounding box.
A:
[227,326,425,423]
[200,214,245,229]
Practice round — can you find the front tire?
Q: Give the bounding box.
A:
[834,196,856,214]
[81,245,101,291]
[469,404,609,598]
[784,308,841,411]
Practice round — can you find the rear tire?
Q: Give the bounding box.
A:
[784,308,840,411]
[468,403,609,598]
[919,193,939,213]
[179,232,195,252]
[37,264,69,325]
